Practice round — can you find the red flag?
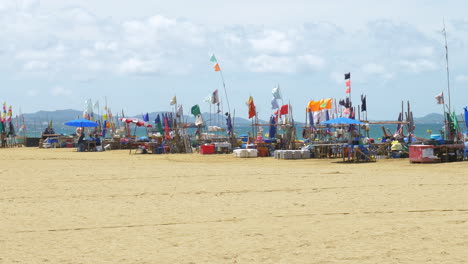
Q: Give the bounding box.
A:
[279,104,289,115]
[345,79,351,87]
[214,63,221,72]
[164,115,170,140]
[345,87,350,94]
[246,96,256,119]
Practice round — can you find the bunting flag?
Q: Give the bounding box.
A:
[7,106,12,122]
[271,97,279,109]
[435,92,444,105]
[191,104,201,116]
[213,63,221,72]
[279,104,289,116]
[176,105,183,117]
[246,96,256,119]
[345,72,351,94]
[210,54,217,63]
[211,89,219,104]
[361,94,367,112]
[272,85,282,100]
[169,96,177,105]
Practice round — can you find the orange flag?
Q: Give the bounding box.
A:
[307,100,320,112]
[214,63,221,72]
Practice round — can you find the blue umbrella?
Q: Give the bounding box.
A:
[320,117,365,125]
[64,118,99,127]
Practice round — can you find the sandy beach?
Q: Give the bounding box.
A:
[0,148,467,263]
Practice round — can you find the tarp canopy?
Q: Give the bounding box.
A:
[320,117,365,125]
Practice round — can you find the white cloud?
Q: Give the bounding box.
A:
[246,55,295,73]
[26,89,39,97]
[118,58,160,75]
[249,30,294,54]
[298,54,326,70]
[23,61,49,71]
[50,86,72,96]
[399,59,438,73]
[362,63,385,74]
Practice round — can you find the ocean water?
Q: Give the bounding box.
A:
[28,123,454,141]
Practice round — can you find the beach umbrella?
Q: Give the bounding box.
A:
[64,118,99,127]
[320,117,364,125]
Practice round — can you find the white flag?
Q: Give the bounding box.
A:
[271,97,279,109]
[176,105,183,117]
[195,114,204,126]
[169,96,177,105]
[203,95,211,103]
[211,89,219,104]
[93,100,99,110]
[272,85,281,100]
[435,92,444,105]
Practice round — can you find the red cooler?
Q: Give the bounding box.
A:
[200,144,215,154]
[409,145,436,163]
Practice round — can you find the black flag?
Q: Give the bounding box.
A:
[344,72,351,80]
[361,94,367,112]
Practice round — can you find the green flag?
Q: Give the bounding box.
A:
[210,54,217,63]
[0,122,4,133]
[191,104,201,116]
[452,112,459,130]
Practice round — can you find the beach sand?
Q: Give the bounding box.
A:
[0,148,467,263]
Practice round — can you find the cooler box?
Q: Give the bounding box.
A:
[247,149,258,157]
[409,145,436,163]
[200,144,215,155]
[257,147,269,157]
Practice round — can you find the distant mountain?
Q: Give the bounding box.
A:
[413,113,445,124]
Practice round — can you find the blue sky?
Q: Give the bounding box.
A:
[1,0,468,120]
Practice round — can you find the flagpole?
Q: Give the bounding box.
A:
[443,20,451,113]
[218,69,231,114]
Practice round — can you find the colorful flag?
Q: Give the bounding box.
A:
[307,100,320,112]
[319,99,332,110]
[271,97,279,109]
[154,114,163,133]
[272,85,281,99]
[191,104,201,116]
[361,94,367,112]
[345,72,351,94]
[213,63,221,72]
[210,54,217,63]
[246,96,256,119]
[169,96,177,105]
[211,89,219,104]
[435,92,444,104]
[279,104,289,115]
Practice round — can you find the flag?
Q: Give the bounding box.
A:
[307,108,314,127]
[271,97,279,109]
[210,54,217,63]
[103,114,108,121]
[345,73,351,94]
[246,96,256,119]
[211,89,219,104]
[195,114,204,126]
[143,112,149,122]
[307,100,320,112]
[93,100,99,110]
[435,92,444,104]
[452,111,459,130]
[226,112,233,135]
[319,99,332,110]
[169,96,177,105]
[464,107,468,131]
[203,95,211,103]
[272,85,281,99]
[191,104,201,116]
[176,105,183,117]
[163,114,170,139]
[361,94,367,112]
[279,104,289,115]
[269,115,277,138]
[214,63,221,72]
[154,114,163,133]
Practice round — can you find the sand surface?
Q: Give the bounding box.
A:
[0,148,467,263]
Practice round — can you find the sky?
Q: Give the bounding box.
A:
[1,0,468,121]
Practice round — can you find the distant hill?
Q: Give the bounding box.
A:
[413,113,444,124]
